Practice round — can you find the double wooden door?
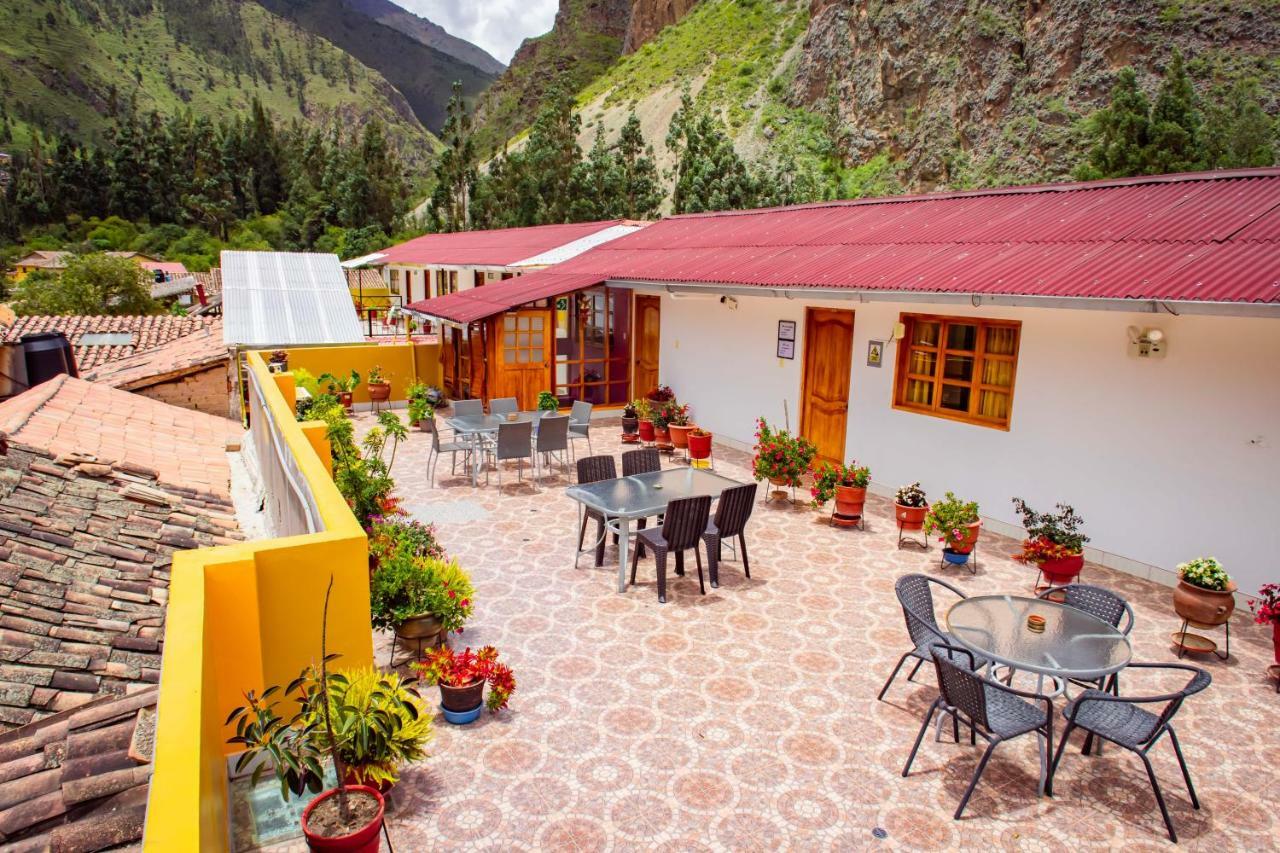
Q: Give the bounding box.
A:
[800,308,855,463]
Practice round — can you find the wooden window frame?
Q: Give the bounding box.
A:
[555,287,629,406]
[892,313,1021,430]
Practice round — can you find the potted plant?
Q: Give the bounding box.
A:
[268,350,289,373]
[633,399,655,443]
[646,384,675,407]
[894,482,929,529]
[226,578,387,851]
[414,645,516,726]
[687,427,713,461]
[406,382,435,430]
[810,461,871,526]
[924,492,982,565]
[367,517,445,574]
[1012,498,1089,586]
[621,402,640,442]
[650,400,675,448]
[320,370,361,411]
[751,418,817,497]
[371,552,475,648]
[1174,557,1236,628]
[536,390,559,412]
[1249,583,1280,665]
[317,405,407,529]
[665,402,693,450]
[365,365,391,404]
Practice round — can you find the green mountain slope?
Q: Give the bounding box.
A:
[254,0,498,132]
[344,0,506,75]
[0,0,434,155]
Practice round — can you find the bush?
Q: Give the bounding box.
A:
[751,417,816,487]
[1177,556,1230,591]
[924,492,980,549]
[809,460,870,507]
[370,552,474,634]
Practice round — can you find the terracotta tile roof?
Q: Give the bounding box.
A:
[0,376,240,499]
[190,269,221,298]
[13,252,71,270]
[0,687,157,850]
[80,321,229,391]
[2,315,221,373]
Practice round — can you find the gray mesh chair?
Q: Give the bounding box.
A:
[452,399,483,417]
[575,455,617,567]
[425,415,471,487]
[533,414,571,482]
[567,400,593,460]
[1049,662,1210,843]
[630,495,712,603]
[702,482,758,586]
[490,397,518,416]
[879,574,980,701]
[486,420,534,490]
[903,644,1055,819]
[1038,583,1134,695]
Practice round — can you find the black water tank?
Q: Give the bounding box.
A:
[21,332,79,386]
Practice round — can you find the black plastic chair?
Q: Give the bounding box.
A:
[575,455,617,568]
[630,495,712,604]
[1049,662,1210,843]
[1038,583,1134,694]
[621,447,661,477]
[903,644,1055,820]
[879,574,976,701]
[702,482,757,586]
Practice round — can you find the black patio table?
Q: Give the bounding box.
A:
[446,410,553,485]
[565,467,746,593]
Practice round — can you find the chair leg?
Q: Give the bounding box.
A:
[704,535,720,588]
[694,547,705,595]
[577,511,587,551]
[629,541,641,586]
[594,518,606,568]
[1049,721,1075,787]
[878,652,912,701]
[739,534,750,578]
[1140,751,1178,843]
[656,550,668,604]
[674,551,685,577]
[906,658,925,683]
[902,697,941,777]
[1167,726,1200,809]
[955,740,1000,820]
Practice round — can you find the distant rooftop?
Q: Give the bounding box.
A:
[2,314,221,373]
[220,251,366,347]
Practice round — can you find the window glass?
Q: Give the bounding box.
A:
[894,314,1020,428]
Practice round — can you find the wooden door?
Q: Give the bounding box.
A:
[491,309,553,410]
[442,328,459,396]
[800,308,854,463]
[633,295,661,397]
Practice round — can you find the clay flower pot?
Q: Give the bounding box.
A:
[834,484,867,519]
[1272,622,1280,665]
[394,613,443,645]
[301,785,385,852]
[949,521,983,555]
[439,679,485,713]
[1038,553,1084,586]
[367,381,391,403]
[894,503,928,531]
[687,431,713,460]
[668,424,693,449]
[654,426,671,446]
[637,419,655,442]
[1173,578,1237,627]
[337,391,354,411]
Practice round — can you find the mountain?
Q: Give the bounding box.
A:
[254,0,498,132]
[483,0,1280,192]
[344,0,506,75]
[0,0,434,154]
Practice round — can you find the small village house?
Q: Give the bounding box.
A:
[9,250,187,283]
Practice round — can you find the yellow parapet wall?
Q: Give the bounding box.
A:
[145,350,374,852]
[281,341,442,405]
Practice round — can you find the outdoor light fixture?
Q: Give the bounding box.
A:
[1127,326,1168,359]
[719,296,739,310]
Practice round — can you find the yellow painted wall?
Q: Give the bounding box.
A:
[145,350,374,852]
[283,341,441,404]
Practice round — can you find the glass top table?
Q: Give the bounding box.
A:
[946,594,1132,683]
[445,411,556,485]
[565,468,747,593]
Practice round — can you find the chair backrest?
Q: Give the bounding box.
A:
[428,415,442,452]
[622,447,661,477]
[895,574,961,651]
[535,414,570,453]
[1040,584,1135,635]
[713,482,758,538]
[490,397,518,416]
[494,420,533,461]
[931,645,991,731]
[569,400,593,424]
[453,399,483,418]
[576,454,617,485]
[1145,663,1212,736]
[660,495,712,552]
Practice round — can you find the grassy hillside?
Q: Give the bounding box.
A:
[0,0,435,156]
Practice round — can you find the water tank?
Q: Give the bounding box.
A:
[21,332,78,386]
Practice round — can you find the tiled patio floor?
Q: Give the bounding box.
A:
[299,414,1276,850]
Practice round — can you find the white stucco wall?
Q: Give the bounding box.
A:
[657,291,1280,594]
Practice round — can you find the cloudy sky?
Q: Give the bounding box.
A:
[398,0,559,65]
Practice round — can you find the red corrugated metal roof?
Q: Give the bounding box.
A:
[405,169,1280,321]
[377,220,632,267]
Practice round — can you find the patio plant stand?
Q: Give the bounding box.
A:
[1171,617,1231,661]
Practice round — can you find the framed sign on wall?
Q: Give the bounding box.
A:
[867,340,885,367]
[777,320,797,359]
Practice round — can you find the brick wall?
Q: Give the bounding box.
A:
[135,365,233,418]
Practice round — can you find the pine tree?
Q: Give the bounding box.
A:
[1203,79,1276,169]
[1145,50,1203,174]
[615,112,662,220]
[1077,68,1151,180]
[666,94,758,214]
[426,82,477,232]
[521,86,583,224]
[569,126,621,221]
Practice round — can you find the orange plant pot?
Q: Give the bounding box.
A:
[895,503,928,531]
[668,424,694,449]
[834,485,867,519]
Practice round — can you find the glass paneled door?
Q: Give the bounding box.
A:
[554,287,632,406]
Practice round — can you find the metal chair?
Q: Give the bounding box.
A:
[1049,662,1210,843]
[567,400,593,460]
[485,420,534,490]
[702,482,757,586]
[879,574,979,701]
[490,397,518,416]
[622,447,661,477]
[425,415,471,487]
[630,495,712,604]
[1038,583,1134,695]
[575,455,617,568]
[533,414,571,482]
[452,399,483,418]
[903,644,1055,818]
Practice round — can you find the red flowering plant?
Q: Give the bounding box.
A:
[752,418,817,488]
[1011,498,1088,565]
[370,553,474,634]
[646,385,675,403]
[414,646,516,713]
[809,460,871,507]
[1250,583,1280,626]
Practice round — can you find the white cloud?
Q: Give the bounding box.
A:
[396,0,559,65]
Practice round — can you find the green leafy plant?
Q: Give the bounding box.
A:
[1177,557,1231,592]
[318,402,407,528]
[367,365,386,385]
[320,370,361,394]
[368,518,446,564]
[536,391,559,411]
[370,553,475,634]
[1011,498,1089,553]
[809,461,870,507]
[406,382,435,424]
[631,398,653,421]
[622,402,638,419]
[655,400,689,428]
[751,417,816,487]
[895,482,927,508]
[924,492,980,550]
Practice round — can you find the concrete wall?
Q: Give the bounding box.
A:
[657,291,1280,593]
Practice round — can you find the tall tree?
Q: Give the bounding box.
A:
[666,94,758,214]
[1145,50,1203,174]
[426,82,477,232]
[1203,79,1276,169]
[614,112,662,220]
[1077,68,1151,180]
[11,254,158,316]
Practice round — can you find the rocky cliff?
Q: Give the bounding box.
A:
[624,0,702,52]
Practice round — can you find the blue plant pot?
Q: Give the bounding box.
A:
[942,548,971,566]
[440,701,483,725]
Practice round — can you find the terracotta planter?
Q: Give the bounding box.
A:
[439,679,485,713]
[1173,578,1237,627]
[687,431,713,460]
[947,521,983,555]
[668,423,694,449]
[1273,621,1280,665]
[1038,553,1084,585]
[638,419,655,442]
[367,381,391,403]
[654,426,671,446]
[394,613,443,642]
[895,503,928,531]
[301,785,384,852]
[834,484,867,519]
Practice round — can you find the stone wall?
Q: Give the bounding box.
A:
[135,365,233,419]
